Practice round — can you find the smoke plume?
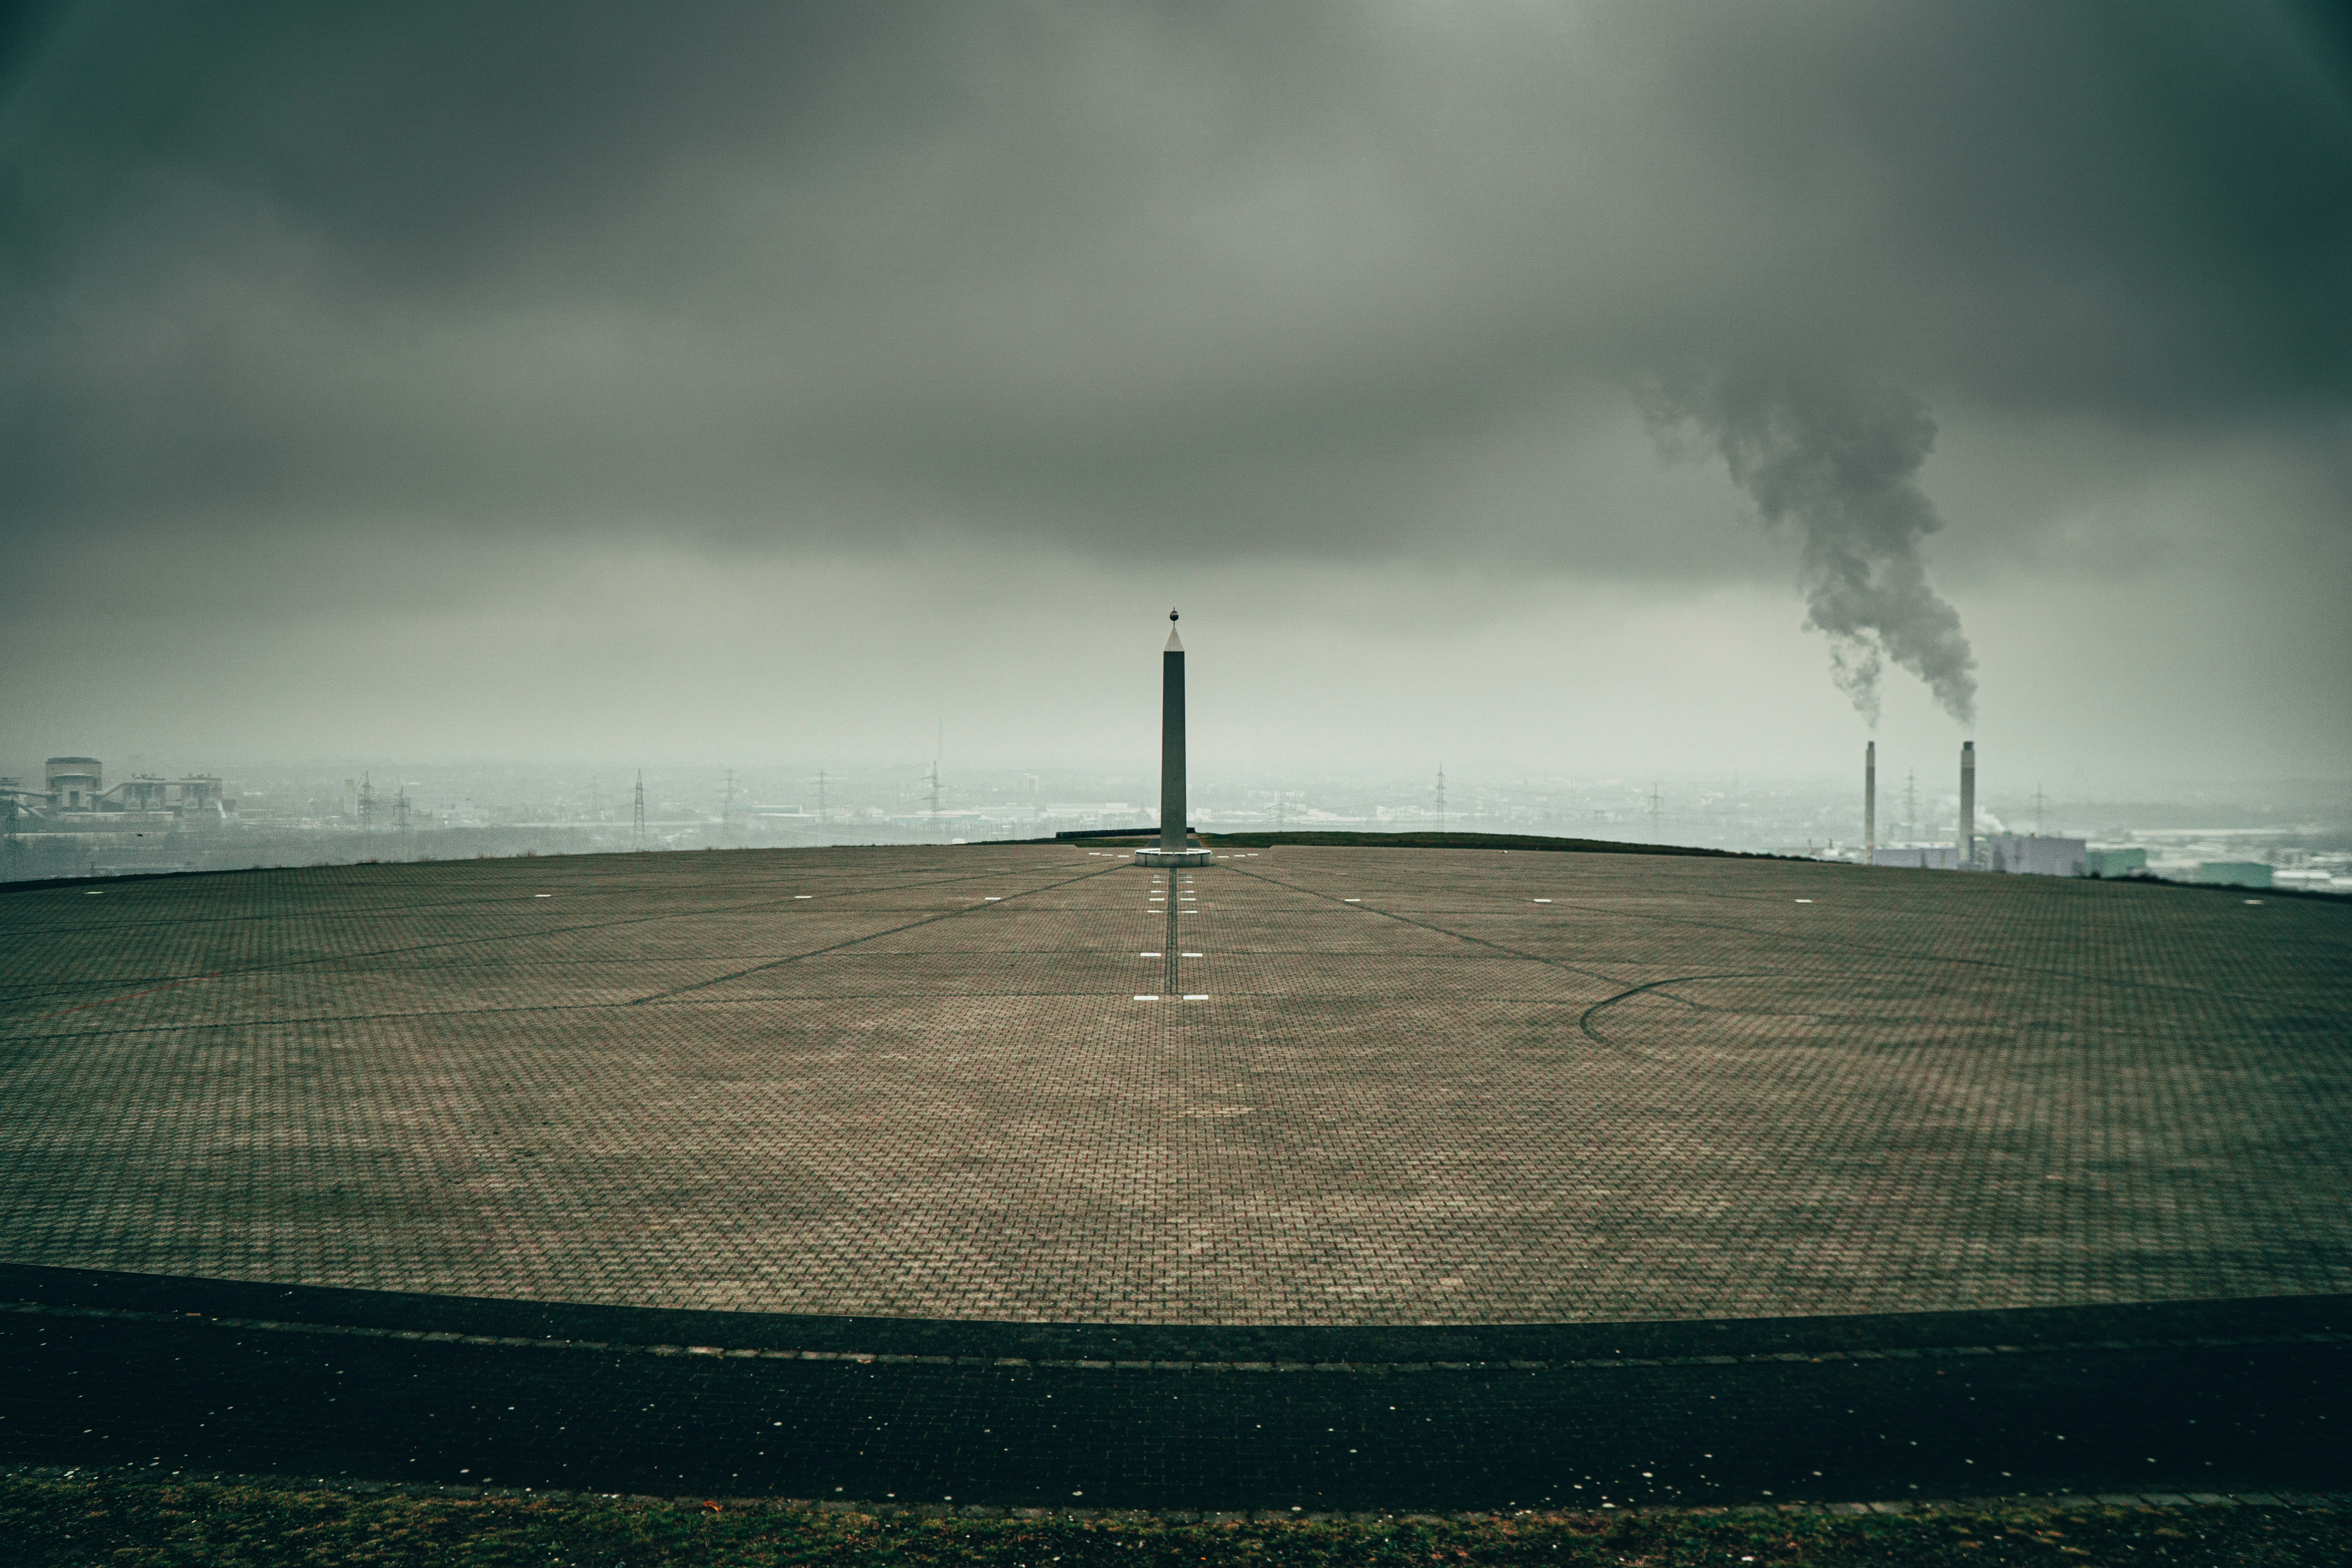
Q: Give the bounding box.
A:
[1640,371,1978,728]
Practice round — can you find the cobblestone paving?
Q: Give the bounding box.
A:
[1,845,2346,1325]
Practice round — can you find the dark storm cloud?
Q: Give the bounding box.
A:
[3,4,2346,606]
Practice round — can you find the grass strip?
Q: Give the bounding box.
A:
[5,1475,2349,1568]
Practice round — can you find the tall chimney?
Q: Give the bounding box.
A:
[1959,740,1976,870]
[1864,740,1876,862]
[1159,611,1186,853]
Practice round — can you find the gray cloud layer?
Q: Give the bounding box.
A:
[3,1,2347,722]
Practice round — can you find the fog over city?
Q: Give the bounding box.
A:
[4,1,2347,875]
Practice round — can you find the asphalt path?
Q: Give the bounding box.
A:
[4,1265,2345,1510]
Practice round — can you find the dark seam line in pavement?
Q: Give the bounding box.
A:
[1238,867,2336,1015]
[0,945,1221,999]
[0,953,1049,997]
[1268,871,2337,1028]
[26,973,223,1019]
[10,1301,2346,1372]
[6,888,937,1008]
[0,862,1070,990]
[18,941,1685,964]
[627,862,1128,1003]
[0,992,1634,1042]
[0,860,1076,972]
[0,889,762,948]
[1,945,1220,1039]
[0,1001,650,1044]
[0,921,1165,1004]
[3,968,1277,1042]
[1217,863,1641,989]
[1512,895,2309,1011]
[3,857,1086,936]
[0,880,686,931]
[2,865,1090,1015]
[1577,975,1780,1045]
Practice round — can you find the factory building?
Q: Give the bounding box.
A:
[1873,846,1961,869]
[45,757,103,810]
[2196,861,2274,889]
[20,757,230,824]
[98,775,224,814]
[1985,835,2087,877]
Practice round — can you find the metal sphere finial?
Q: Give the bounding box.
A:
[1169,608,1179,622]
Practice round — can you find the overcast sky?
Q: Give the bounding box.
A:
[4,1,2347,785]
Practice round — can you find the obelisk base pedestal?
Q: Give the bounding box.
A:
[1136,846,1212,866]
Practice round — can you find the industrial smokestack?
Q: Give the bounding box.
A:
[1959,740,1976,870]
[1160,612,1186,853]
[1864,741,1876,862]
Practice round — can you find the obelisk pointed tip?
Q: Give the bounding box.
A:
[1165,609,1183,653]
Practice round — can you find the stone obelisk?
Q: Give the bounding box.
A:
[1139,609,1210,866]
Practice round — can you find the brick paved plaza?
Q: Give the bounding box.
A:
[2,845,2346,1326]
